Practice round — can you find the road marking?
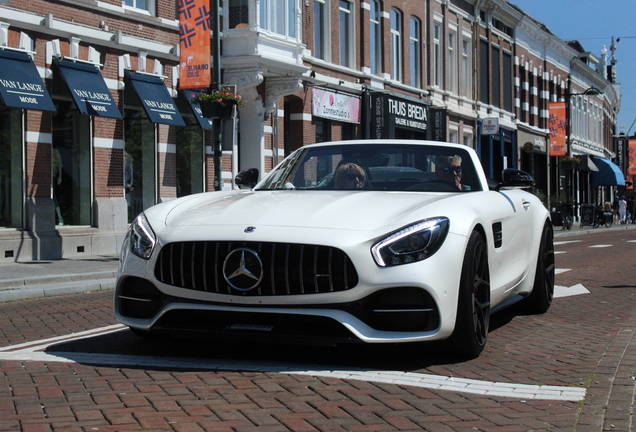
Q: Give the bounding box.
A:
[554,240,582,245]
[554,284,590,298]
[555,251,567,254]
[556,268,570,274]
[0,325,586,402]
[589,244,613,248]
[628,240,636,243]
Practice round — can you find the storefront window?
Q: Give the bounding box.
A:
[125,112,156,223]
[176,117,204,197]
[52,101,92,226]
[0,108,23,228]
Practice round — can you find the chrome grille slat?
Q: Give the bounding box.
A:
[155,241,358,296]
[202,242,209,292]
[285,244,290,295]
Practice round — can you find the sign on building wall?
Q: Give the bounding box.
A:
[549,102,567,157]
[370,92,430,139]
[482,117,499,135]
[628,138,636,176]
[312,88,361,123]
[429,108,446,141]
[178,0,211,89]
[615,136,626,172]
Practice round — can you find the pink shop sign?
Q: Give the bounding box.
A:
[312,88,361,124]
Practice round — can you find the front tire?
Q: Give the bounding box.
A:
[449,231,490,359]
[525,221,555,314]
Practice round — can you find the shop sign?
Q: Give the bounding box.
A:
[615,136,626,171]
[482,117,499,135]
[429,108,446,141]
[371,92,429,139]
[312,88,360,124]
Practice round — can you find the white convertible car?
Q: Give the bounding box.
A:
[115,140,554,358]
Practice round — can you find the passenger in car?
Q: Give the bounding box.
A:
[334,163,368,190]
[436,155,471,191]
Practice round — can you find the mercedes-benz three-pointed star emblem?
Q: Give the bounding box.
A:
[222,248,264,291]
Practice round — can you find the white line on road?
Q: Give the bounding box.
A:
[554,240,583,245]
[0,325,587,402]
[589,244,613,248]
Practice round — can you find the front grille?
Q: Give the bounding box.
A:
[154,241,359,296]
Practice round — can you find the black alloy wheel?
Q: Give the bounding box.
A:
[525,221,555,314]
[449,230,490,359]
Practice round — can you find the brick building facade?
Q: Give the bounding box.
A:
[0,0,621,261]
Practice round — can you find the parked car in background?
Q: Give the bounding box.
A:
[115,140,554,358]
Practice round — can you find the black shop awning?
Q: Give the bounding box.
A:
[590,156,625,186]
[182,90,213,129]
[125,72,185,126]
[54,59,122,119]
[0,49,56,112]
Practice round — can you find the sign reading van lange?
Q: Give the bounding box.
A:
[311,88,361,124]
[371,92,429,139]
[0,49,56,112]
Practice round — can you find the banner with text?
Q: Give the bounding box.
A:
[628,138,636,176]
[179,0,211,89]
[312,88,361,124]
[549,102,567,157]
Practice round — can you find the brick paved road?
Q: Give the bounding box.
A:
[0,229,634,431]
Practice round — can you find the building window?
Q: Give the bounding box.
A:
[125,112,156,223]
[370,0,381,75]
[0,109,22,228]
[339,0,353,67]
[463,131,473,148]
[260,0,296,37]
[503,51,513,112]
[314,0,326,60]
[448,29,458,94]
[461,37,472,98]
[491,45,500,108]
[409,17,421,88]
[176,118,204,197]
[52,101,92,227]
[479,39,489,103]
[390,9,402,81]
[433,23,442,87]
[123,0,152,13]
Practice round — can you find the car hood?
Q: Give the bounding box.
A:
[160,190,449,232]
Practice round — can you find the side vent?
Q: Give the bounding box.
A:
[492,222,503,248]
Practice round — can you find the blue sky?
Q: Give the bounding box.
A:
[509,0,636,135]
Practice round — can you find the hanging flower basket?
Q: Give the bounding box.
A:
[560,156,581,170]
[190,89,246,119]
[199,100,236,119]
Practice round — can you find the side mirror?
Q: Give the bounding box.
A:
[497,168,533,190]
[235,168,259,189]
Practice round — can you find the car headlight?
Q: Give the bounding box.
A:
[371,217,449,267]
[129,213,156,260]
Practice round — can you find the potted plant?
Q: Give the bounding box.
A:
[560,156,581,170]
[190,89,247,118]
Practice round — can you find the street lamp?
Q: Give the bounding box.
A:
[564,82,603,221]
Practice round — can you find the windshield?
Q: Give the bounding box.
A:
[257,143,482,192]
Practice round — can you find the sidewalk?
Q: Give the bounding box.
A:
[0,254,119,302]
[0,222,634,303]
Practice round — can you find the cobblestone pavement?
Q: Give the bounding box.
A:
[0,229,634,431]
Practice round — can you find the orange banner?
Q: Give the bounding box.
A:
[549,102,567,157]
[628,139,636,176]
[179,0,210,90]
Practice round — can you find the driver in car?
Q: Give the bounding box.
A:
[436,155,471,191]
[334,163,367,190]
